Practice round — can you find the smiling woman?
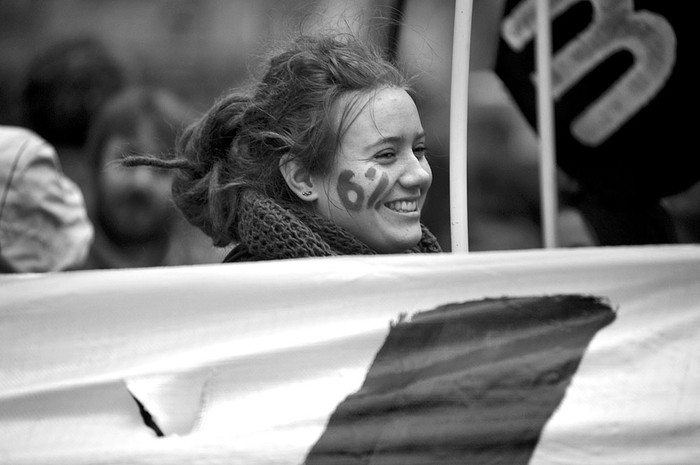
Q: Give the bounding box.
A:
[123,33,443,261]
[299,87,432,254]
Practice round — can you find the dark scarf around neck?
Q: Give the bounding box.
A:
[224,189,442,262]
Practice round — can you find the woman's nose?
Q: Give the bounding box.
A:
[399,153,432,189]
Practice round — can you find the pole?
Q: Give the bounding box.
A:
[449,0,473,253]
[535,0,558,248]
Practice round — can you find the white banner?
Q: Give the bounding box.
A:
[1,245,699,464]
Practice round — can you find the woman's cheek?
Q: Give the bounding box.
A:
[337,169,391,212]
[367,172,389,210]
[337,170,365,212]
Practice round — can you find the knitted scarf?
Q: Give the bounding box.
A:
[224,189,442,262]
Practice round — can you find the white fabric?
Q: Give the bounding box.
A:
[0,245,699,464]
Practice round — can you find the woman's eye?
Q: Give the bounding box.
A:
[413,146,427,159]
[374,151,396,162]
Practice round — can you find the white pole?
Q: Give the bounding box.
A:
[449,0,473,253]
[535,0,558,248]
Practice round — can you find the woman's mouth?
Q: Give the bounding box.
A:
[385,200,418,213]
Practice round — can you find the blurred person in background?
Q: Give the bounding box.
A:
[21,35,130,211]
[0,125,93,273]
[81,86,227,269]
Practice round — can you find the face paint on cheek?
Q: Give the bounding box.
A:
[364,167,376,180]
[337,170,365,212]
[368,172,390,210]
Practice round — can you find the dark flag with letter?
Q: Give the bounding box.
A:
[495,0,698,244]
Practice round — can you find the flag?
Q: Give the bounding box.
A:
[1,245,699,464]
[495,0,699,244]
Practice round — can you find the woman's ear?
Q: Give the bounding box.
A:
[279,154,318,202]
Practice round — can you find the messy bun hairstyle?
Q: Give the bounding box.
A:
[125,33,412,247]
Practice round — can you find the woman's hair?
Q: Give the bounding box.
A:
[125,33,413,247]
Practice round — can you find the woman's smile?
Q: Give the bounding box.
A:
[384,199,419,213]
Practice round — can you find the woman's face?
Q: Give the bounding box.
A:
[312,87,432,253]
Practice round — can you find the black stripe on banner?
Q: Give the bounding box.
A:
[305,294,615,465]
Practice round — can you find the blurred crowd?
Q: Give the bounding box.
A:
[1,0,698,273]
[1,35,228,273]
